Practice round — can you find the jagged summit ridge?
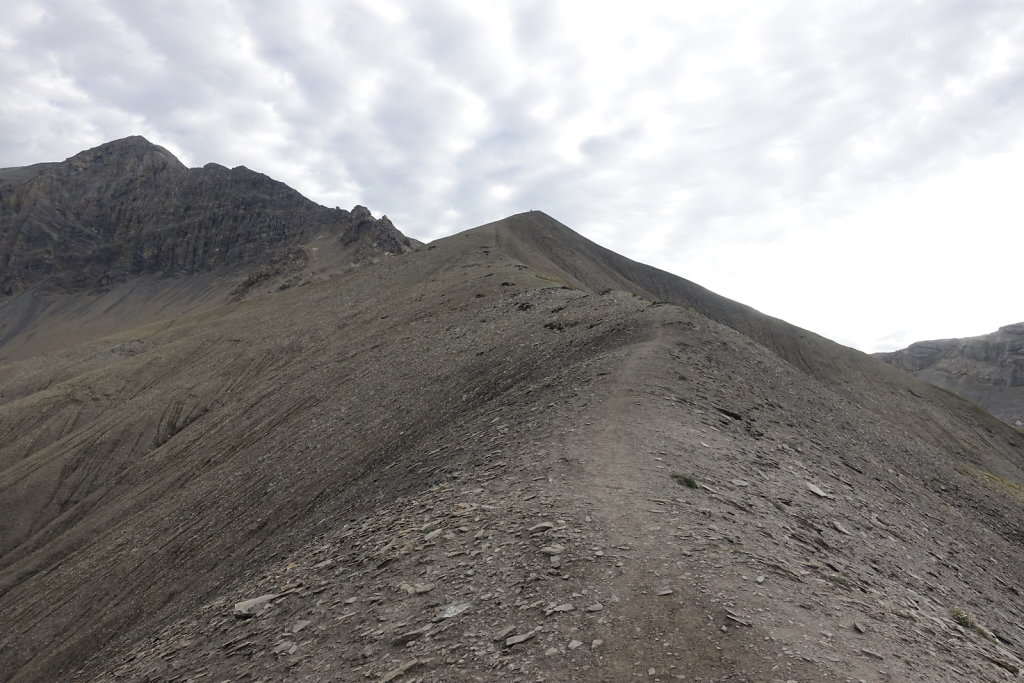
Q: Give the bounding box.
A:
[0,137,412,295]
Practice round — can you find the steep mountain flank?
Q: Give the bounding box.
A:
[0,211,1022,682]
[877,324,1024,426]
[0,136,412,295]
[488,213,1024,481]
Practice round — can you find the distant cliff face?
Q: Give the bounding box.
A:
[876,323,1024,425]
[0,136,412,294]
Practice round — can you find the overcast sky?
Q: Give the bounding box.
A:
[2,0,1022,352]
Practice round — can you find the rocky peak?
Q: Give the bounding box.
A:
[351,204,373,221]
[340,205,408,254]
[0,138,414,295]
[64,136,187,178]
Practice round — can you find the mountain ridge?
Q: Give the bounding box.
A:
[0,136,415,363]
[482,212,1023,481]
[0,136,412,296]
[0,145,1022,681]
[876,323,1024,426]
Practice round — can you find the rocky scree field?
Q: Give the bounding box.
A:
[0,156,1021,682]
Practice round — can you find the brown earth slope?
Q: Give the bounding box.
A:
[876,324,1024,427]
[0,212,1022,682]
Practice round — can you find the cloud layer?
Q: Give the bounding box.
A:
[3,0,1023,351]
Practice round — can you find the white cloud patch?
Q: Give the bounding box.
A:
[2,0,1023,351]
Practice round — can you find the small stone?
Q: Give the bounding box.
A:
[506,631,536,647]
[833,521,852,535]
[731,479,750,487]
[392,626,430,645]
[861,648,884,660]
[586,603,604,612]
[311,559,334,570]
[493,626,516,642]
[540,545,565,555]
[233,593,278,617]
[381,659,421,682]
[529,522,556,534]
[806,482,833,498]
[291,620,311,633]
[424,529,442,542]
[552,603,574,612]
[568,639,584,650]
[550,555,562,568]
[421,521,441,533]
[414,583,435,594]
[853,621,867,634]
[545,647,559,656]
[398,582,415,594]
[756,575,766,584]
[591,639,603,650]
[272,640,295,655]
[436,602,470,619]
[657,588,673,596]
[648,668,656,676]
[725,611,753,627]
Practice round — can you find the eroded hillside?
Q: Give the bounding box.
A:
[0,213,1022,682]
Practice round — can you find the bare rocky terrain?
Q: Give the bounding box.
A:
[1,144,1023,682]
[877,324,1024,427]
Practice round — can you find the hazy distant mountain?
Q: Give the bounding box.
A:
[876,323,1024,426]
[0,136,412,295]
[1,143,1022,682]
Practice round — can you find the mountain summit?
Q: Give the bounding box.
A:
[0,143,1022,682]
[0,136,412,296]
[63,134,188,175]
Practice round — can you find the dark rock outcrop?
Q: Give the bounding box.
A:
[0,136,412,294]
[876,323,1024,425]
